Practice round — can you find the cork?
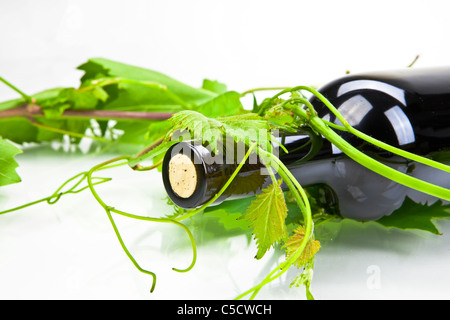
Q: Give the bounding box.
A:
[168,153,197,198]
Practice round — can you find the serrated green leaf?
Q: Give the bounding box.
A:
[283,225,320,268]
[0,138,22,187]
[219,113,271,147]
[165,108,275,158]
[376,196,450,234]
[167,110,224,153]
[240,179,288,259]
[264,104,295,127]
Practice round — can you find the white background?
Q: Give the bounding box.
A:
[1,0,450,300]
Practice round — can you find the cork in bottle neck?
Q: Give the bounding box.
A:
[168,153,198,198]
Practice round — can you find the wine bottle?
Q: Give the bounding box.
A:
[161,67,450,221]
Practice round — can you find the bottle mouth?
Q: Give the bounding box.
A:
[167,153,198,198]
[162,142,208,209]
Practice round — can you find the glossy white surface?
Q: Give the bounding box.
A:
[1,147,450,300]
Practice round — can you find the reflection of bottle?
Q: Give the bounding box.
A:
[162,67,450,221]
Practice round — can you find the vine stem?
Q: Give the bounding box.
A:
[85,155,198,292]
[288,104,450,201]
[0,103,173,121]
[240,87,291,97]
[0,76,32,102]
[0,161,127,216]
[0,102,172,144]
[235,151,313,300]
[287,88,450,173]
[29,120,113,143]
[273,88,450,200]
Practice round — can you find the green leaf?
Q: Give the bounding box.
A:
[0,59,230,150]
[0,119,38,144]
[240,179,288,259]
[78,58,216,105]
[289,262,315,300]
[204,197,254,230]
[0,97,24,112]
[0,87,64,112]
[145,120,172,144]
[201,79,227,94]
[35,118,65,142]
[264,104,295,128]
[114,121,152,146]
[166,109,272,155]
[204,206,252,232]
[283,225,320,268]
[57,87,102,110]
[42,103,71,118]
[0,138,22,187]
[218,112,271,147]
[195,91,245,117]
[376,196,450,234]
[226,170,268,196]
[167,110,224,153]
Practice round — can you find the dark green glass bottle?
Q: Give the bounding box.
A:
[162,67,450,221]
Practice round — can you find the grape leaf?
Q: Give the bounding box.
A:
[204,202,252,232]
[0,58,230,150]
[202,79,227,94]
[195,91,245,117]
[218,113,271,148]
[289,262,315,300]
[0,88,67,144]
[57,87,105,110]
[77,58,216,106]
[0,87,64,112]
[0,138,22,187]
[375,197,450,235]
[167,110,224,153]
[165,109,272,154]
[0,119,38,144]
[282,225,320,268]
[239,179,288,259]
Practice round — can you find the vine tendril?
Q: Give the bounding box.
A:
[85,155,198,292]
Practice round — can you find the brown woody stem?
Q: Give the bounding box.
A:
[0,104,173,121]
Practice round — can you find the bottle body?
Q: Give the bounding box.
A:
[305,67,450,220]
[310,66,450,156]
[162,67,450,221]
